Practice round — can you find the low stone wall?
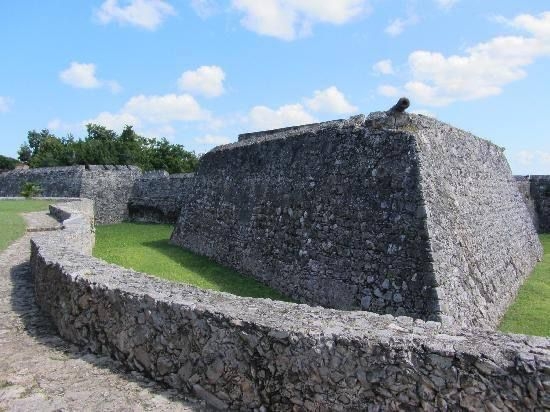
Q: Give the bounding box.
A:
[46,199,95,254]
[128,171,195,223]
[0,166,84,197]
[30,202,550,410]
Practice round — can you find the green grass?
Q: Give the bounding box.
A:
[0,199,53,252]
[499,234,550,337]
[93,222,291,301]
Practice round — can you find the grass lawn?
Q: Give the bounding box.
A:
[0,199,53,252]
[499,234,550,337]
[93,222,291,301]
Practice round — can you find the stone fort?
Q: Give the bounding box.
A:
[1,108,550,409]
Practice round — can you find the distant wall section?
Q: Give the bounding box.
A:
[0,165,84,197]
[128,171,195,223]
[516,175,550,233]
[0,165,142,224]
[80,165,142,224]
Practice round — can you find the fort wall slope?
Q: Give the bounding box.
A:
[171,114,542,329]
[30,201,550,411]
[172,116,437,319]
[413,115,542,328]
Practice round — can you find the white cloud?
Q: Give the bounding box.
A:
[59,62,121,93]
[499,11,550,39]
[81,92,210,141]
[46,118,84,133]
[385,14,418,37]
[106,80,122,94]
[123,93,210,123]
[372,59,394,75]
[434,0,459,10]
[191,0,219,18]
[177,65,226,97]
[304,86,357,114]
[60,62,101,89]
[139,125,176,139]
[377,85,401,97]
[232,0,369,40]
[389,12,550,106]
[514,150,550,171]
[248,104,316,130]
[195,134,232,145]
[0,96,12,113]
[517,150,535,166]
[83,111,142,131]
[95,0,175,30]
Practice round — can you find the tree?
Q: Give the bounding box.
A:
[0,155,20,170]
[17,145,32,163]
[17,124,200,174]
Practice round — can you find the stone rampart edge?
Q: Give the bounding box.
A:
[30,202,550,410]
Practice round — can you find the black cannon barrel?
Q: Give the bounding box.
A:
[389,97,410,113]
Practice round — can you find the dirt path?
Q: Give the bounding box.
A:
[0,212,204,411]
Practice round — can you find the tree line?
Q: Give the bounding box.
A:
[15,124,199,174]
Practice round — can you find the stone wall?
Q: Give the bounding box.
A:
[30,201,550,411]
[171,113,541,329]
[516,175,550,233]
[515,176,539,230]
[413,115,542,329]
[80,165,142,224]
[0,165,142,224]
[531,175,550,232]
[172,116,437,320]
[129,171,195,223]
[0,165,84,197]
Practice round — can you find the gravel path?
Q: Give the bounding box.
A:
[0,211,204,411]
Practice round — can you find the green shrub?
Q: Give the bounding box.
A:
[20,182,41,198]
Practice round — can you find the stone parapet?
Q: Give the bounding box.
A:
[30,201,550,411]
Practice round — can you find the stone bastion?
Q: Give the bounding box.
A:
[171,113,542,330]
[30,200,550,410]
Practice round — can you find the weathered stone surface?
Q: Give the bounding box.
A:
[171,113,541,329]
[128,171,195,223]
[173,115,436,320]
[516,175,550,233]
[413,115,542,329]
[0,209,201,411]
[29,202,550,411]
[0,165,142,224]
[80,165,142,224]
[0,165,84,197]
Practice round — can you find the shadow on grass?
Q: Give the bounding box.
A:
[141,239,292,301]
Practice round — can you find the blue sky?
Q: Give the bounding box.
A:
[0,1,549,174]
